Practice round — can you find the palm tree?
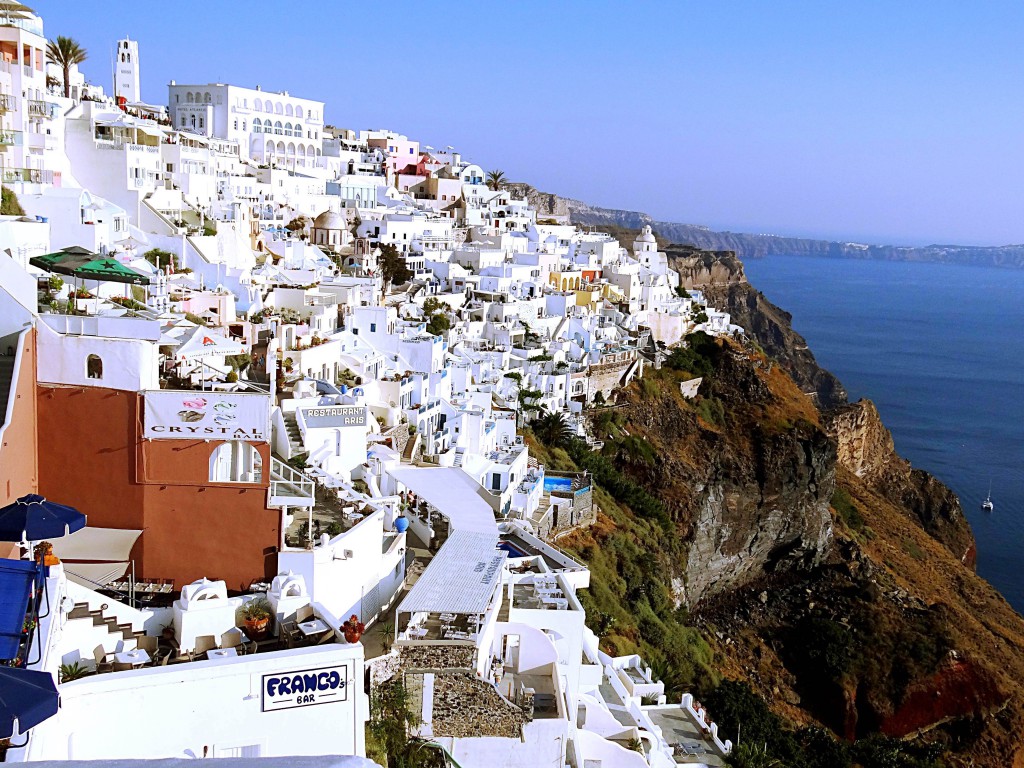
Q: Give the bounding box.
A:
[531,412,573,448]
[46,36,87,99]
[486,169,506,191]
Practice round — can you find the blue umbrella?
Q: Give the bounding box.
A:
[0,495,87,542]
[0,666,59,739]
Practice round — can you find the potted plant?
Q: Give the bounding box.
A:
[59,661,90,683]
[159,623,175,642]
[342,614,365,644]
[241,597,272,640]
[33,541,60,567]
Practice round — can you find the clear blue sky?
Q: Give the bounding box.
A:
[33,0,1024,246]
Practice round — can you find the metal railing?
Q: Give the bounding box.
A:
[1,167,52,184]
[269,456,316,507]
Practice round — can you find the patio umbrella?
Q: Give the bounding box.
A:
[0,667,59,740]
[30,248,151,286]
[0,495,87,542]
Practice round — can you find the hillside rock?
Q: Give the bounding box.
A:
[824,400,976,565]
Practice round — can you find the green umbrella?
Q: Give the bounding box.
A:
[30,247,150,285]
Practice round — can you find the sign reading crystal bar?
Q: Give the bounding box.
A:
[143,391,270,441]
[261,664,349,712]
[300,405,368,428]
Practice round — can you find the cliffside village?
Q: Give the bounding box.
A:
[0,7,745,768]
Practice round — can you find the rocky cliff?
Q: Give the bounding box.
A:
[825,400,975,566]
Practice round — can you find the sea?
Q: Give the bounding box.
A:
[742,255,1024,613]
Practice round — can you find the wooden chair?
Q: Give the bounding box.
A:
[295,605,315,623]
[136,635,158,655]
[280,621,301,649]
[221,630,244,651]
[113,662,133,672]
[192,634,218,659]
[93,645,114,674]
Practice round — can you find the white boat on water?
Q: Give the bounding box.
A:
[982,482,994,512]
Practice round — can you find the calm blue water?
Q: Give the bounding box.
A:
[743,256,1024,612]
[544,476,573,493]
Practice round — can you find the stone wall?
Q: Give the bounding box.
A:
[367,649,401,686]
[398,644,476,671]
[427,672,526,738]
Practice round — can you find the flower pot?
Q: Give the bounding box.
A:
[343,628,363,644]
[244,617,270,640]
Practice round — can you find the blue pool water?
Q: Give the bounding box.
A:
[544,476,573,493]
[744,255,1024,612]
[498,541,529,558]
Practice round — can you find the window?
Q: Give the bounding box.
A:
[370,323,376,332]
[209,442,263,483]
[86,354,103,379]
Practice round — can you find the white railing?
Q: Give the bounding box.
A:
[268,456,315,508]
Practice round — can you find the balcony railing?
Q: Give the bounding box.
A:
[0,130,22,146]
[268,456,316,508]
[0,93,12,112]
[1,167,53,183]
[27,100,57,118]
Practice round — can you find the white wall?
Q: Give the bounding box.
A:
[26,646,366,761]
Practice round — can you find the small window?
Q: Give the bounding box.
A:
[86,354,103,379]
[370,323,376,332]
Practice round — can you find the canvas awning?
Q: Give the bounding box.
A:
[173,325,246,360]
[388,467,498,535]
[0,559,40,661]
[49,527,142,562]
[63,562,130,588]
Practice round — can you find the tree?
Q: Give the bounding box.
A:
[486,169,506,191]
[1,186,24,215]
[46,36,87,99]
[532,412,573,447]
[142,248,175,270]
[377,243,412,291]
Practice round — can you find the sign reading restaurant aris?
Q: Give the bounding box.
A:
[143,391,270,441]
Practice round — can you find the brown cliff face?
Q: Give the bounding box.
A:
[825,400,976,566]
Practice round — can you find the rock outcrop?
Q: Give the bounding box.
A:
[825,399,975,565]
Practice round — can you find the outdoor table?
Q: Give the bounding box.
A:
[206,647,238,659]
[298,619,329,637]
[114,649,150,667]
[407,626,428,639]
[438,613,457,623]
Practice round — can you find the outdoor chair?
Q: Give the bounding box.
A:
[113,662,133,672]
[136,635,158,655]
[280,621,301,649]
[316,628,336,645]
[93,645,114,673]
[295,605,315,623]
[221,630,244,651]
[192,634,218,659]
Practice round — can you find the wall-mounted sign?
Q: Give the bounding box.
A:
[300,405,368,429]
[143,391,269,441]
[261,664,349,712]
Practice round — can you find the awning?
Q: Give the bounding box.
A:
[0,559,40,661]
[49,527,142,562]
[63,562,129,589]
[388,467,498,535]
[29,248,151,286]
[0,666,59,739]
[398,530,505,615]
[173,325,246,360]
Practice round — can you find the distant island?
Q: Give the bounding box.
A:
[509,183,1024,268]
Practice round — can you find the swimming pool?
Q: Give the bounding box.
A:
[497,540,529,558]
[543,476,573,493]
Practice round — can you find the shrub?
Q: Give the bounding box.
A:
[1,186,24,215]
[831,487,864,533]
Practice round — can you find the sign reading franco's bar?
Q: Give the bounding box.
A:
[143,391,270,441]
[299,405,368,429]
[261,664,349,712]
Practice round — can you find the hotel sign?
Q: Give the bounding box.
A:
[261,664,349,712]
[300,405,368,429]
[143,391,269,441]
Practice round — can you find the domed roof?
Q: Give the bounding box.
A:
[313,210,345,229]
[636,225,656,244]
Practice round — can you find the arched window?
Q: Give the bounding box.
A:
[294,123,302,137]
[209,442,263,483]
[252,118,262,133]
[204,92,212,104]
[274,101,282,115]
[253,98,262,112]
[86,354,103,379]
[285,104,293,117]
[186,92,194,103]
[284,122,293,136]
[274,120,282,135]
